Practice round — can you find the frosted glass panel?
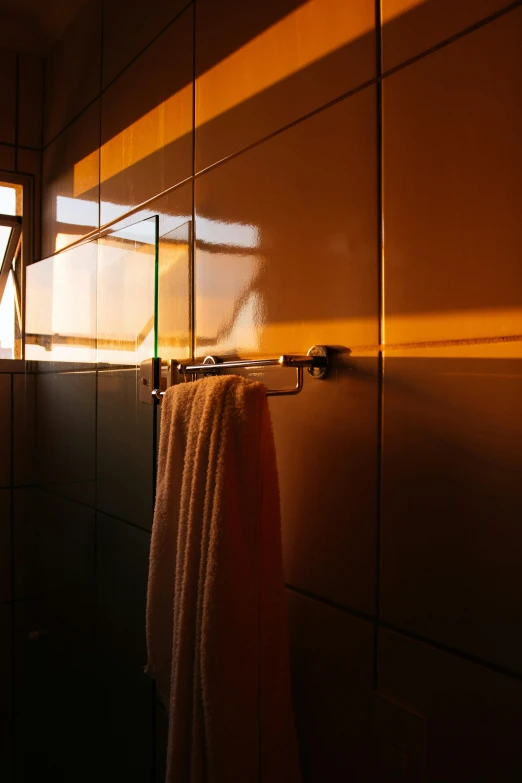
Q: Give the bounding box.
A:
[97,217,157,366]
[25,241,97,362]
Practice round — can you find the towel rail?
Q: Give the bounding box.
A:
[141,346,329,403]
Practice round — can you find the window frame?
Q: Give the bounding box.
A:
[0,170,35,361]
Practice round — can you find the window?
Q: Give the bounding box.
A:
[0,181,23,359]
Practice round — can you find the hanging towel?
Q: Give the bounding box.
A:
[146,374,302,783]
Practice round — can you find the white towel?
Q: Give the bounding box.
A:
[146,374,301,783]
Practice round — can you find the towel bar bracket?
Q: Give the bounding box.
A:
[305,344,328,379]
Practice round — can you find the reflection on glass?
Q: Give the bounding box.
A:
[196,247,262,356]
[25,215,159,366]
[25,241,97,362]
[158,221,191,361]
[97,216,157,366]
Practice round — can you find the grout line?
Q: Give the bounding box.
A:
[37,484,152,535]
[380,620,522,683]
[41,0,194,152]
[47,174,193,256]
[95,508,152,536]
[374,0,384,692]
[285,584,522,683]
[52,74,376,256]
[382,0,522,80]
[347,334,522,356]
[286,584,375,625]
[0,143,42,154]
[100,0,194,97]
[14,144,41,153]
[193,77,377,180]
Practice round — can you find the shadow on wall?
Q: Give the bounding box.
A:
[43,0,522,351]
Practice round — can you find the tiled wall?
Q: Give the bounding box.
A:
[36,0,522,781]
[0,47,42,778]
[0,46,43,261]
[0,362,36,780]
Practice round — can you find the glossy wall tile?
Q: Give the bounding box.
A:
[287,590,374,781]
[13,488,37,601]
[13,373,35,486]
[96,370,154,529]
[42,100,100,257]
[100,6,193,225]
[195,85,378,358]
[0,143,15,170]
[43,0,102,145]
[381,0,516,72]
[380,342,522,674]
[0,48,16,145]
[0,375,11,486]
[0,604,12,780]
[0,490,11,603]
[35,492,96,640]
[17,53,44,149]
[30,2,522,780]
[378,628,522,782]
[195,0,376,170]
[102,0,191,87]
[95,513,151,677]
[272,355,378,615]
[383,8,522,344]
[36,372,96,506]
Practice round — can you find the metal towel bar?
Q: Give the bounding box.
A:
[141,346,329,403]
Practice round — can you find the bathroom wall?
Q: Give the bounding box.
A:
[0,361,36,780]
[0,40,42,782]
[35,0,522,780]
[0,45,43,261]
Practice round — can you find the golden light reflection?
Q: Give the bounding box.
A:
[73,150,99,197]
[97,232,156,364]
[196,0,375,129]
[55,232,84,252]
[382,0,431,21]
[73,0,377,195]
[74,85,192,197]
[385,308,522,347]
[157,231,191,360]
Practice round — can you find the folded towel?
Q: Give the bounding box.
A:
[146,374,301,783]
